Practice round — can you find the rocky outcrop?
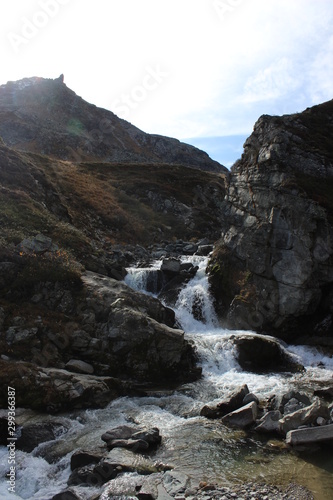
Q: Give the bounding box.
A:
[209,101,333,341]
[0,269,199,411]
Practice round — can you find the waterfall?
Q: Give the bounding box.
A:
[124,260,163,294]
[174,256,219,332]
[2,255,333,499]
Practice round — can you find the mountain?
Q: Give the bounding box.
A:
[0,75,226,173]
[0,76,333,414]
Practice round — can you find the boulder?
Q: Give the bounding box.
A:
[161,258,181,274]
[70,449,106,471]
[0,360,126,412]
[279,398,330,435]
[221,401,258,429]
[255,410,282,434]
[16,422,67,452]
[105,447,163,475]
[17,233,59,254]
[286,424,333,446]
[101,425,161,452]
[234,334,304,373]
[200,384,249,418]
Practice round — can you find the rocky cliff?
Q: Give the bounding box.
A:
[0,76,226,173]
[209,101,333,341]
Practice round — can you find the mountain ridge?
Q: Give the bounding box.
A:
[0,75,226,173]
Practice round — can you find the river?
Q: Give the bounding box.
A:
[0,256,333,499]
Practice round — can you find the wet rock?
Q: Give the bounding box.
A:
[243,392,259,406]
[51,490,81,500]
[196,244,213,256]
[101,425,161,452]
[314,386,333,400]
[200,384,249,419]
[255,410,282,434]
[70,449,106,471]
[161,258,181,274]
[279,398,330,435]
[234,334,304,373]
[286,423,333,446]
[105,447,163,474]
[16,422,67,452]
[221,401,258,429]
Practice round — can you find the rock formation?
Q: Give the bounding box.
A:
[209,101,333,341]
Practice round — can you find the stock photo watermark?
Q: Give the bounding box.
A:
[7,0,72,53]
[112,65,169,120]
[212,0,244,21]
[7,387,16,494]
[68,64,168,162]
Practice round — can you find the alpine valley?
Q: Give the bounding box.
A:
[0,76,332,500]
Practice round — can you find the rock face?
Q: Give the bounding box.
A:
[209,100,333,340]
[0,77,226,173]
[0,270,199,411]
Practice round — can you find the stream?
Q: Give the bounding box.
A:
[0,256,333,499]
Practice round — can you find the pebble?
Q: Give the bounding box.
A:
[183,482,314,500]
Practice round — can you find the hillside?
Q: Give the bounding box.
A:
[0,76,226,173]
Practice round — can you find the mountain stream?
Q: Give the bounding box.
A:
[1,256,333,499]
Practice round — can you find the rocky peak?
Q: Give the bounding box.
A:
[0,75,226,173]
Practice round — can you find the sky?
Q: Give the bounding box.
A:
[1,0,333,167]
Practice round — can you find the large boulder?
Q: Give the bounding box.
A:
[233,334,304,373]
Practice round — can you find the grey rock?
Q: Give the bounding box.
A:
[279,398,330,435]
[255,410,282,433]
[201,384,249,418]
[65,359,94,375]
[286,423,333,446]
[221,401,258,429]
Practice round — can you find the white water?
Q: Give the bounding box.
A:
[1,256,333,499]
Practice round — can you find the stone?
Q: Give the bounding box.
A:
[51,491,81,500]
[279,398,330,435]
[70,449,106,471]
[221,401,258,429]
[255,410,282,433]
[105,447,160,474]
[161,258,181,274]
[234,334,304,373]
[65,359,94,375]
[16,422,67,452]
[200,384,249,418]
[101,425,161,452]
[286,423,333,446]
[17,233,59,254]
[243,393,259,406]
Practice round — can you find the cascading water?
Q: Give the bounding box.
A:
[1,256,333,499]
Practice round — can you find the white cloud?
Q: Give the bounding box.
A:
[241,58,301,103]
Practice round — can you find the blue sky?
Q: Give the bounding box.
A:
[1,0,333,168]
